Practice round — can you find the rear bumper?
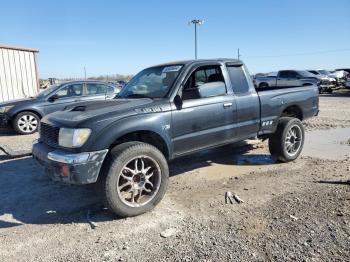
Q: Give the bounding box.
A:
[32,141,108,184]
[0,113,10,128]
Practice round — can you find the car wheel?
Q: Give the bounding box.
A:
[268,117,305,162]
[99,142,169,217]
[13,111,40,135]
[259,83,269,88]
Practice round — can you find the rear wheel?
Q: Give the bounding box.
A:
[99,142,169,217]
[13,111,40,135]
[259,82,269,88]
[268,117,305,162]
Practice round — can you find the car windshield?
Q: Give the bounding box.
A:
[318,70,331,75]
[297,71,316,77]
[36,84,60,98]
[117,65,183,99]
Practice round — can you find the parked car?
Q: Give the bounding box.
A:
[345,80,350,89]
[33,58,319,217]
[117,80,127,88]
[317,69,346,87]
[107,80,127,89]
[334,69,350,84]
[307,70,337,89]
[254,70,333,93]
[0,80,120,134]
[335,68,350,75]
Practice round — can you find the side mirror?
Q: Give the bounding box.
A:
[48,94,58,102]
[174,95,183,109]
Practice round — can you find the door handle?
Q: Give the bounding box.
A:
[223,103,232,108]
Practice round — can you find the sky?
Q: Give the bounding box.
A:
[1,0,349,78]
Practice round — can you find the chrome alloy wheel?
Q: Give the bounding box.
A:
[18,115,38,133]
[284,124,303,156]
[117,156,161,207]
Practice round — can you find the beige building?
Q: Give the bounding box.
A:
[0,45,39,102]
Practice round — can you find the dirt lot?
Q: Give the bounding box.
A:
[1,90,350,261]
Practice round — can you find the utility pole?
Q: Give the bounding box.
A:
[237,48,241,61]
[189,19,204,59]
[84,66,87,80]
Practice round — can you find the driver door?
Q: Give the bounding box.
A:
[42,83,84,115]
[171,64,237,156]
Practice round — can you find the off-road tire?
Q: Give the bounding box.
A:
[268,117,305,162]
[98,142,169,217]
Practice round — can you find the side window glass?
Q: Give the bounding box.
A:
[86,84,98,95]
[227,66,250,94]
[279,71,289,78]
[289,71,298,78]
[182,66,226,100]
[105,86,115,94]
[55,84,83,98]
[194,70,206,86]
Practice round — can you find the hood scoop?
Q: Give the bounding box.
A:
[71,105,86,112]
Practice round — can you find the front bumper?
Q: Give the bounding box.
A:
[0,113,10,128]
[32,141,108,184]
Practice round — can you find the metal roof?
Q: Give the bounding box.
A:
[0,44,39,53]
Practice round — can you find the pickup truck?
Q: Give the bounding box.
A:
[32,59,319,217]
[254,70,333,94]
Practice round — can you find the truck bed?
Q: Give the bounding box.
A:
[256,84,319,135]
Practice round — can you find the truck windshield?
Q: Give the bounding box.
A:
[318,70,331,75]
[297,71,316,77]
[117,65,183,98]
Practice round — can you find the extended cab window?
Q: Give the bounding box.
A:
[227,66,250,94]
[182,65,226,100]
[55,84,83,98]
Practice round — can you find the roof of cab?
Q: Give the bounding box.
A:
[152,58,242,68]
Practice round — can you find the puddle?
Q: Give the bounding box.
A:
[303,128,350,160]
[235,154,276,165]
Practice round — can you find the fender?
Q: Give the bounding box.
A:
[84,111,173,158]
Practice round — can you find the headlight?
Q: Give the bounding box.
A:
[0,105,14,113]
[58,128,91,148]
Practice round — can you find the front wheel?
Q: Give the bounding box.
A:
[99,142,169,217]
[268,117,305,162]
[13,111,40,135]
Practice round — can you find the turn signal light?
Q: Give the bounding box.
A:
[62,165,70,177]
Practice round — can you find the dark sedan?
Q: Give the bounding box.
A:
[0,80,120,134]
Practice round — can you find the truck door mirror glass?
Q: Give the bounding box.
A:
[174,95,183,109]
[198,82,226,98]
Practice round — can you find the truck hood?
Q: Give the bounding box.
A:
[43,98,155,126]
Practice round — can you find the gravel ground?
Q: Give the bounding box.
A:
[0,90,350,261]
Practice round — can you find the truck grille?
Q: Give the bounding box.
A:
[320,79,330,85]
[40,123,60,148]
